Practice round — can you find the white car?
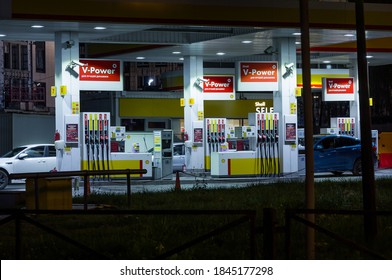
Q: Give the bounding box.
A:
[173,142,185,172]
[148,142,186,172]
[0,144,57,189]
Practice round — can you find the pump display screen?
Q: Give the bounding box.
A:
[162,140,172,149]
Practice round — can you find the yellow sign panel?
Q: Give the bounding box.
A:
[198,111,204,120]
[290,103,297,114]
[60,85,67,96]
[72,102,80,114]
[51,86,57,97]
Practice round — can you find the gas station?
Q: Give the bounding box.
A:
[1,0,392,179]
[2,0,392,266]
[51,41,374,179]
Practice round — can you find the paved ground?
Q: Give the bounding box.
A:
[3,168,392,196]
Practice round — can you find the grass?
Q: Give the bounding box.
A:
[1,178,392,259]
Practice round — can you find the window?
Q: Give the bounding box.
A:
[21,45,28,70]
[173,144,184,156]
[121,119,145,131]
[335,137,358,148]
[320,137,335,149]
[3,43,10,69]
[35,42,46,73]
[48,146,56,157]
[11,44,20,70]
[24,146,45,158]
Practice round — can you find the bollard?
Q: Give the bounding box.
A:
[175,171,181,191]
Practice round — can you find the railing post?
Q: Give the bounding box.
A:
[285,209,292,259]
[126,170,131,208]
[34,176,39,210]
[263,208,277,259]
[15,210,22,259]
[249,212,256,259]
[83,174,88,211]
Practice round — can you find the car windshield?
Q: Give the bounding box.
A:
[1,147,27,158]
[313,136,324,147]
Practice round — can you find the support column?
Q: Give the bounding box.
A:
[54,32,81,171]
[183,56,204,171]
[349,59,361,138]
[273,38,298,175]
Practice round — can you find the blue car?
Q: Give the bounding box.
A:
[312,134,374,176]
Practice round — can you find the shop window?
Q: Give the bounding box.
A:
[121,119,145,131]
[148,121,165,129]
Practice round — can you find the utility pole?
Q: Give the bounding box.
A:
[300,0,315,260]
[354,0,377,241]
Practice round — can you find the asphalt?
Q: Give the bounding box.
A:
[71,168,392,196]
[3,168,392,196]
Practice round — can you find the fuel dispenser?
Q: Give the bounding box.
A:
[205,118,227,170]
[249,112,280,176]
[330,117,355,136]
[153,130,173,179]
[226,126,257,151]
[210,114,279,177]
[110,126,126,152]
[81,112,110,176]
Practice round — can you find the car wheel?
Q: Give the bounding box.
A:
[352,159,362,176]
[0,169,9,190]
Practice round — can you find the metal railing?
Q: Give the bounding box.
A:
[284,208,392,259]
[9,169,147,210]
[0,208,257,260]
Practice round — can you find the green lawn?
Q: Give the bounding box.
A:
[1,178,391,259]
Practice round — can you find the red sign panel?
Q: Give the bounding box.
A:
[79,60,121,82]
[240,62,278,82]
[203,75,234,93]
[325,77,354,94]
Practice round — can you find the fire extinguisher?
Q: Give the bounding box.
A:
[54,130,60,141]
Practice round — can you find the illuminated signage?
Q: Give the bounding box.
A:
[322,77,355,101]
[203,75,235,100]
[79,59,123,91]
[203,75,234,93]
[240,62,278,82]
[236,61,279,91]
[80,60,121,82]
[255,101,274,113]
